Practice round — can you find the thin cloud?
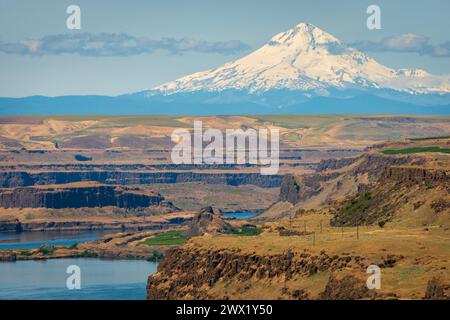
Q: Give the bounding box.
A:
[350,33,450,57]
[0,32,251,57]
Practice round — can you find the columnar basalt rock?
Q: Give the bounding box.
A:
[146,247,368,300]
[382,166,448,184]
[0,171,283,188]
[316,154,413,175]
[0,184,164,209]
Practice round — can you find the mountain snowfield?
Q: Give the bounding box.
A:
[149,23,450,96]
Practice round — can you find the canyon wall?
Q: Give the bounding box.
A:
[278,154,435,206]
[316,154,414,174]
[0,185,164,209]
[147,247,377,300]
[0,171,283,188]
[278,172,339,205]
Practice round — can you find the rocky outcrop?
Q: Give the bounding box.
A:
[0,171,282,188]
[279,175,302,204]
[0,219,23,232]
[319,275,376,300]
[317,153,413,176]
[382,166,448,184]
[430,199,450,214]
[316,157,359,171]
[279,151,443,208]
[0,184,164,209]
[146,247,406,300]
[279,172,339,204]
[423,277,450,300]
[331,163,450,226]
[147,248,368,300]
[183,206,232,237]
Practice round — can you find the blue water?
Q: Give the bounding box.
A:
[223,212,258,220]
[0,230,113,250]
[0,258,157,300]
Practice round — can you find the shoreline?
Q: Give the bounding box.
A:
[0,228,179,262]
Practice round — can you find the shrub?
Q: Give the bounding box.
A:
[19,250,33,256]
[378,221,386,228]
[147,251,164,262]
[68,243,78,250]
[74,154,92,161]
[38,244,56,255]
[225,226,262,236]
[75,251,98,258]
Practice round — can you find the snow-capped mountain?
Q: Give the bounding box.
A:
[1,23,449,115]
[149,23,450,96]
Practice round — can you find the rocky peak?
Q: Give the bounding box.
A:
[270,22,341,48]
[183,206,232,237]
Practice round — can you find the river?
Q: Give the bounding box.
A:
[0,230,114,250]
[0,258,157,300]
[0,213,257,300]
[223,211,259,220]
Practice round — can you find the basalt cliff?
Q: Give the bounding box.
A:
[147,247,382,300]
[0,170,282,188]
[0,183,165,209]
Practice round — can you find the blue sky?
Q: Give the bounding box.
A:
[1,0,450,97]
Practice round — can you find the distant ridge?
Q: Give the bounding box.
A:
[1,93,449,115]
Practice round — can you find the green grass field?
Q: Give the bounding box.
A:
[141,230,187,246]
[409,135,450,141]
[382,146,450,155]
[225,226,262,236]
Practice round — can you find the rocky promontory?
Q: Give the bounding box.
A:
[183,206,233,237]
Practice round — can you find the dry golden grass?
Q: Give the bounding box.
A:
[185,209,450,299]
[1,115,449,150]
